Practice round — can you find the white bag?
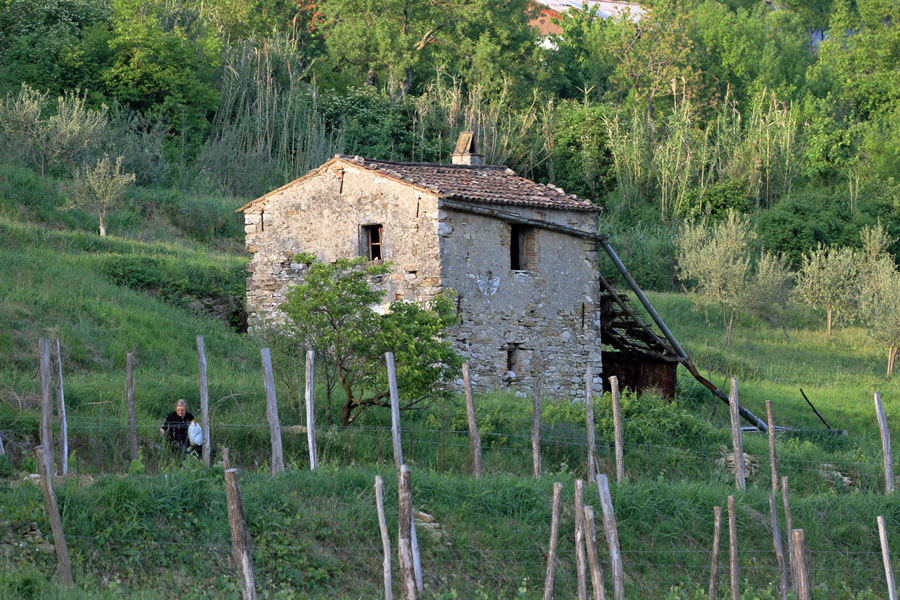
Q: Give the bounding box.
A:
[188,421,203,446]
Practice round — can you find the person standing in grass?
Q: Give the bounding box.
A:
[161,399,196,455]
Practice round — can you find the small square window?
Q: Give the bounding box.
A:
[506,344,520,372]
[510,224,535,270]
[361,224,383,261]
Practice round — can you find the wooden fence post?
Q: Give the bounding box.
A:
[306,350,318,471]
[197,335,210,467]
[583,505,606,600]
[709,505,722,600]
[35,446,73,586]
[727,495,739,600]
[225,468,257,600]
[543,481,563,600]
[375,475,392,600]
[597,474,624,600]
[585,367,596,482]
[575,479,588,600]
[609,376,625,484]
[769,493,788,600]
[878,516,898,600]
[260,348,284,475]
[52,338,68,476]
[532,380,542,478]
[39,339,54,472]
[766,400,778,493]
[875,393,894,494]
[791,529,811,600]
[223,447,231,470]
[728,379,745,491]
[386,352,403,470]
[462,363,482,478]
[126,353,138,463]
[398,465,418,600]
[781,476,796,594]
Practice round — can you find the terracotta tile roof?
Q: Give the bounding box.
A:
[340,155,601,213]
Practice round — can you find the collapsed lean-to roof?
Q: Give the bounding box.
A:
[237,155,601,214]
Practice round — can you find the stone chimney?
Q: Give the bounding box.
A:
[451,131,484,166]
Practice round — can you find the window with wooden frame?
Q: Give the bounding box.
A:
[361,224,384,261]
[510,224,535,270]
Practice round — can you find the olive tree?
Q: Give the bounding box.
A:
[859,256,900,376]
[67,155,136,237]
[281,254,462,426]
[793,245,858,336]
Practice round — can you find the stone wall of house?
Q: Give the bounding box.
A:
[438,206,603,398]
[242,161,444,324]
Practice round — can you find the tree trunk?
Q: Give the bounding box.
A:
[340,400,354,427]
[99,212,107,237]
[888,346,897,377]
[826,308,832,337]
[724,309,735,346]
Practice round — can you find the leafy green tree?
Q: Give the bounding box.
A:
[793,244,858,336]
[281,254,461,426]
[858,256,900,376]
[66,154,136,236]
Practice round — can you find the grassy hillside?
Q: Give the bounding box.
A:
[1,163,899,598]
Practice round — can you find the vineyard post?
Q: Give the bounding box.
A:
[532,380,542,478]
[575,479,588,600]
[35,446,73,586]
[597,474,624,600]
[52,338,68,475]
[375,475,392,600]
[766,400,778,493]
[729,378,745,490]
[261,348,284,475]
[770,493,788,600]
[709,505,722,600]
[781,476,796,594]
[197,336,211,467]
[878,516,897,600]
[39,338,54,473]
[386,352,403,469]
[585,367,596,482]
[225,468,257,600]
[398,465,418,600]
[462,363,482,478]
[583,505,606,600]
[306,350,318,470]
[610,376,624,483]
[875,393,894,494]
[728,495,739,600]
[542,481,563,600]
[791,529,811,600]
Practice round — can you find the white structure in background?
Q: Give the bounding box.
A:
[531,0,644,35]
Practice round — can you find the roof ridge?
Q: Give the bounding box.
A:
[339,154,510,170]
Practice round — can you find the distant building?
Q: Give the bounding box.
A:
[530,0,644,36]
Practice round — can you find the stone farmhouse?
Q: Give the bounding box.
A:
[237,134,681,399]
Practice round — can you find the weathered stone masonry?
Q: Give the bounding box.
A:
[239,154,604,399]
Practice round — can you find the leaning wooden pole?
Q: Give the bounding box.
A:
[386,352,403,469]
[52,338,68,475]
[770,493,788,600]
[543,481,563,600]
[225,468,257,600]
[305,350,318,471]
[728,495,739,600]
[35,446,73,586]
[585,367,596,482]
[39,338,54,472]
[462,363,482,478]
[260,348,284,475]
[597,474,624,600]
[197,335,211,467]
[729,379,746,491]
[583,505,606,600]
[375,475,392,600]
[532,380,542,478]
[126,352,138,463]
[610,376,624,484]
[874,393,894,494]
[575,479,588,600]
[709,505,722,600]
[878,516,898,600]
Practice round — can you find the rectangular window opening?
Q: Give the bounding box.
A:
[506,344,520,373]
[510,224,533,270]
[362,224,383,261]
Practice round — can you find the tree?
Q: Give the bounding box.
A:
[67,154,135,236]
[677,210,790,345]
[281,254,461,426]
[793,244,858,336]
[0,84,107,176]
[858,256,900,376]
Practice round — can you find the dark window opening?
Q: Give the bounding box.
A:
[510,224,533,270]
[259,209,265,232]
[506,344,520,372]
[362,224,383,260]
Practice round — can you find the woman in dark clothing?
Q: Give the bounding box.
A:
[161,399,196,454]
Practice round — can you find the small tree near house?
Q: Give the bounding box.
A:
[281,254,462,426]
[67,155,136,237]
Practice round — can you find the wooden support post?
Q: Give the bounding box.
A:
[583,505,606,600]
[532,380,542,478]
[769,493,788,600]
[766,400,778,493]
[223,447,231,470]
[728,495,739,600]
[709,505,722,600]
[305,350,318,471]
[39,339,53,472]
[35,446,73,586]
[609,376,624,484]
[875,393,894,494]
[398,465,418,600]
[878,516,898,600]
[225,469,257,600]
[543,481,563,600]
[386,352,403,470]
[781,476,796,594]
[197,336,211,467]
[585,367,596,482]
[575,479,588,600]
[375,475,392,600]
[52,339,68,476]
[729,379,745,491]
[260,348,284,475]
[462,363,482,478]
[791,529,811,600]
[410,505,423,596]
[126,352,138,463]
[597,474,624,600]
